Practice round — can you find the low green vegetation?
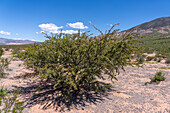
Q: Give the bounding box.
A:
[146,56,156,61]
[137,55,145,64]
[141,33,170,58]
[145,72,166,85]
[0,49,10,78]
[150,72,166,84]
[165,58,170,64]
[158,67,170,69]
[0,44,30,50]
[5,48,9,51]
[0,45,30,56]
[0,87,24,113]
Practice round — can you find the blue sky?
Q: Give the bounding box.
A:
[0,0,170,42]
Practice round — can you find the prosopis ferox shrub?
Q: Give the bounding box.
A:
[20,24,142,101]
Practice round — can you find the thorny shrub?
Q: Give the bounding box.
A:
[18,24,142,102]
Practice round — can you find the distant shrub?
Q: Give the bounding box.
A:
[0,45,29,53]
[0,49,10,78]
[5,48,9,51]
[153,57,157,61]
[146,56,155,61]
[0,49,3,57]
[138,55,145,64]
[165,58,170,64]
[19,24,142,102]
[145,72,166,85]
[155,53,165,62]
[155,53,165,58]
[12,49,20,55]
[150,72,166,84]
[158,57,161,62]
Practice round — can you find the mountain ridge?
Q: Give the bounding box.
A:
[0,38,37,45]
[123,16,170,35]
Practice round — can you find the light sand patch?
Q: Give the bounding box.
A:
[75,109,95,113]
[112,91,132,99]
[0,79,24,88]
[29,105,57,113]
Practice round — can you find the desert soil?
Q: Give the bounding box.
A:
[0,51,170,113]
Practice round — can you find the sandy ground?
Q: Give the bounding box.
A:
[0,51,170,113]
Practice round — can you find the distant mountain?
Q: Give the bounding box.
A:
[124,17,170,35]
[0,38,37,45]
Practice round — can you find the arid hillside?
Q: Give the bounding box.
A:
[123,17,170,35]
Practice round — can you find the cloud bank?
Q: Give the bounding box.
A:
[0,30,11,35]
[38,22,86,34]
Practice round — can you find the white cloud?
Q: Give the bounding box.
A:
[36,32,39,34]
[38,23,80,34]
[30,39,36,41]
[16,33,19,35]
[107,24,113,27]
[48,30,79,34]
[67,22,88,29]
[0,30,11,35]
[62,30,79,34]
[38,23,63,33]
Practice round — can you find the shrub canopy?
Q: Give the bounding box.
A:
[19,25,142,100]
